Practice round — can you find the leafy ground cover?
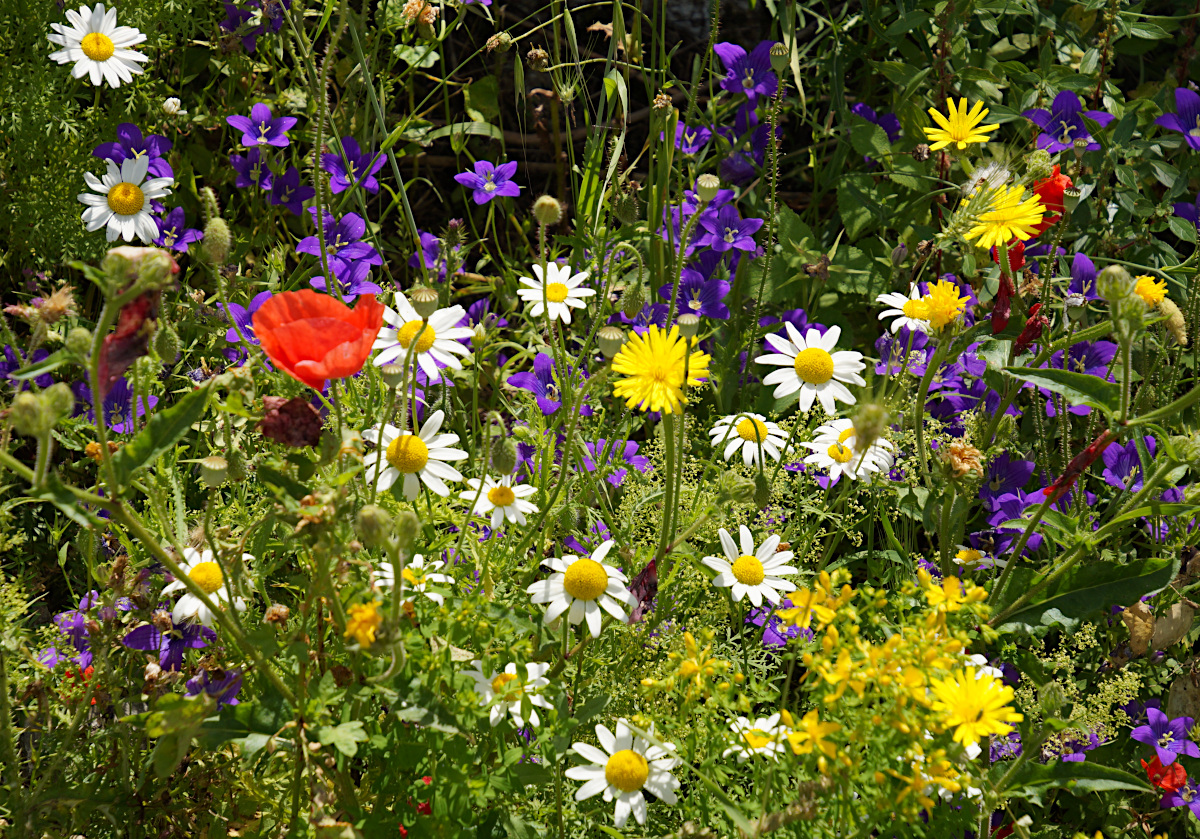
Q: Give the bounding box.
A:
[3,0,1200,836]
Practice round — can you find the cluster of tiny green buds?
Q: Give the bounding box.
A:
[695,174,721,203]
[8,383,75,438]
[597,326,626,359]
[409,287,439,319]
[356,504,395,550]
[1025,149,1053,182]
[532,195,563,226]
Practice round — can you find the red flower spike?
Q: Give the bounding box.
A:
[1144,755,1187,792]
[990,240,1025,275]
[1013,303,1049,355]
[1031,165,1072,236]
[252,291,384,391]
[991,274,1014,335]
[97,290,161,402]
[1043,429,1118,503]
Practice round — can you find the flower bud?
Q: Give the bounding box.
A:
[472,323,487,346]
[652,92,672,112]
[1062,186,1082,213]
[103,246,176,289]
[613,189,640,225]
[532,195,563,226]
[490,436,518,475]
[619,281,644,319]
[1159,297,1188,346]
[265,603,290,625]
[485,32,512,53]
[890,243,908,267]
[597,326,626,359]
[1096,265,1135,303]
[676,313,700,339]
[200,187,221,224]
[994,413,1018,446]
[226,448,248,483]
[511,425,532,441]
[201,217,232,265]
[769,42,789,74]
[410,287,439,319]
[525,47,549,72]
[162,97,185,116]
[380,363,406,388]
[1072,137,1089,160]
[356,504,395,549]
[1025,149,1052,181]
[852,402,889,450]
[66,326,92,357]
[155,324,181,364]
[395,510,421,552]
[8,393,49,437]
[199,455,229,488]
[753,472,772,509]
[695,174,721,203]
[43,383,75,427]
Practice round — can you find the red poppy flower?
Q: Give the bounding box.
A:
[1031,165,1072,235]
[1144,755,1188,792]
[252,291,384,391]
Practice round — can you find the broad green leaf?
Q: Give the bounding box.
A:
[1108,502,1196,526]
[848,121,891,163]
[316,721,368,757]
[111,382,212,488]
[1003,759,1153,798]
[392,44,439,68]
[1168,216,1198,244]
[8,348,69,380]
[1002,367,1120,417]
[425,122,503,144]
[464,75,500,123]
[997,556,1179,633]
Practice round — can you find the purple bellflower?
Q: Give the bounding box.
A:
[1022,90,1114,153]
[660,267,731,320]
[230,147,273,191]
[154,207,203,253]
[453,160,521,204]
[713,41,778,103]
[1162,780,1200,819]
[666,122,712,154]
[1102,437,1155,492]
[1155,88,1200,151]
[582,439,651,487]
[186,668,243,708]
[297,212,381,264]
[2,346,53,391]
[269,166,315,216]
[124,612,217,671]
[222,291,273,348]
[1068,252,1100,301]
[72,377,158,433]
[699,205,763,253]
[226,103,297,148]
[1174,191,1200,234]
[1131,707,1200,765]
[219,0,289,52]
[309,258,383,302]
[980,453,1036,508]
[322,137,385,194]
[94,123,173,179]
[507,353,591,417]
[1040,341,1118,416]
[850,103,901,142]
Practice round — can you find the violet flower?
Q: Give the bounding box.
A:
[154,207,203,253]
[321,137,385,194]
[221,290,273,348]
[269,166,315,215]
[124,612,216,671]
[850,103,901,142]
[186,668,243,708]
[1162,780,1200,818]
[746,598,811,649]
[309,257,383,302]
[563,520,612,556]
[219,0,289,52]
[297,212,381,264]
[980,453,1036,508]
[610,303,670,335]
[1155,88,1200,151]
[698,205,763,253]
[665,122,712,154]
[712,41,778,102]
[1174,191,1200,233]
[1040,341,1118,416]
[582,439,651,486]
[1131,707,1200,765]
[507,353,591,417]
[453,160,521,204]
[990,731,1023,763]
[226,103,297,148]
[1068,252,1100,301]
[72,377,158,433]
[2,346,53,391]
[660,267,731,320]
[1102,436,1155,492]
[1022,90,1114,153]
[94,123,173,179]
[409,230,464,281]
[230,147,273,190]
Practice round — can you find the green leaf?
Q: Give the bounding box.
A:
[424,122,504,144]
[1002,367,1120,417]
[1003,760,1153,798]
[848,121,891,163]
[1168,216,1198,244]
[464,75,500,123]
[316,721,368,757]
[8,349,70,381]
[111,382,212,488]
[997,556,1179,633]
[28,474,104,529]
[392,44,439,68]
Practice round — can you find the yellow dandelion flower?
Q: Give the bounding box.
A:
[1134,275,1168,306]
[922,98,1000,151]
[920,279,971,331]
[345,601,382,648]
[611,324,711,414]
[929,667,1023,747]
[963,185,1045,250]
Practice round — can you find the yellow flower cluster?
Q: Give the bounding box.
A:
[641,630,735,698]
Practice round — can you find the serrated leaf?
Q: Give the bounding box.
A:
[316,721,368,757]
[1003,367,1120,417]
[110,382,212,488]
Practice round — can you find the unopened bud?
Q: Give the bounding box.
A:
[676,313,700,339]
[66,326,92,357]
[155,324,181,364]
[472,323,487,346]
[410,287,439,319]
[652,92,672,112]
[994,413,1018,446]
[201,217,232,265]
[380,363,405,389]
[556,502,579,531]
[890,243,908,266]
[532,195,563,226]
[695,174,721,203]
[103,246,176,288]
[485,32,512,53]
[1160,297,1188,346]
[769,42,789,74]
[1062,186,1082,213]
[1096,265,1135,303]
[225,448,247,483]
[619,281,644,319]
[265,603,290,625]
[395,510,421,552]
[162,97,185,116]
[852,402,889,450]
[490,436,518,475]
[199,455,229,487]
[525,47,549,72]
[356,504,395,549]
[613,188,640,225]
[753,472,772,509]
[42,383,75,427]
[597,326,626,359]
[200,187,221,224]
[8,393,44,437]
[1025,149,1052,181]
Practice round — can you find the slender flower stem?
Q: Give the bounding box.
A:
[913,337,951,488]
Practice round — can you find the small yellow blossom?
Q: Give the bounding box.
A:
[922,98,1000,151]
[919,279,971,331]
[1134,275,1168,306]
[785,709,841,759]
[345,601,383,648]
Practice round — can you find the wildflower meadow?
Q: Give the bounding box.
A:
[4,0,1200,836]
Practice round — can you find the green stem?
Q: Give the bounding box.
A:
[913,338,951,487]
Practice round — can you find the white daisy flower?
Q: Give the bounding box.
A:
[964,653,1005,682]
[48,3,148,89]
[565,719,680,828]
[77,156,173,244]
[954,545,1007,571]
[362,410,467,499]
[516,262,595,324]
[798,418,894,483]
[372,293,474,383]
[755,324,865,413]
[525,540,636,638]
[723,713,787,763]
[461,475,538,528]
[708,412,788,466]
[372,555,454,605]
[876,285,932,334]
[463,661,552,727]
[701,525,798,607]
[162,548,249,627]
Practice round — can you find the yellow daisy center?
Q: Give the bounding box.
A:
[188,561,224,595]
[742,729,774,750]
[731,555,765,586]
[826,443,854,463]
[385,435,429,473]
[736,417,769,442]
[490,672,520,700]
[562,558,609,601]
[397,320,437,353]
[604,749,648,793]
[401,567,426,586]
[81,32,115,62]
[901,298,929,319]
[487,485,516,507]
[792,347,834,384]
[107,182,144,216]
[545,282,570,303]
[956,548,983,563]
